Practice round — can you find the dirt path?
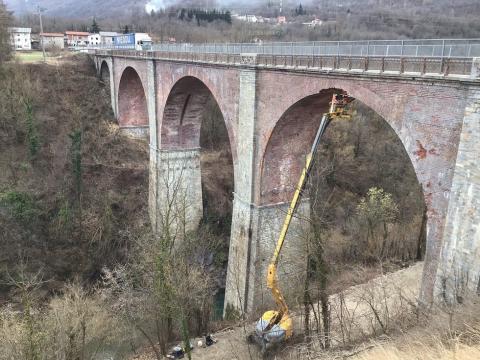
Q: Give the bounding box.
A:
[136,262,424,360]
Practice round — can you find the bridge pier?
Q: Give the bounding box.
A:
[224,67,309,314]
[227,198,310,314]
[147,60,158,231]
[436,87,480,301]
[224,68,258,314]
[155,149,203,236]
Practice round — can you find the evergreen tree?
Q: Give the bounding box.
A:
[123,25,130,34]
[179,8,186,20]
[179,8,233,25]
[91,17,100,33]
[225,10,232,24]
[295,3,306,16]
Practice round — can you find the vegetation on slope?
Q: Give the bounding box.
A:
[0,56,149,302]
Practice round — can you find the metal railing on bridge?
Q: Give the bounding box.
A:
[94,39,480,79]
[149,39,480,58]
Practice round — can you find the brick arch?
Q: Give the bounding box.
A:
[260,82,394,153]
[259,86,421,205]
[160,76,235,158]
[100,60,110,84]
[117,66,148,127]
[260,89,335,204]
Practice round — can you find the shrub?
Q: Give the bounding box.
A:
[0,190,39,224]
[0,283,131,360]
[24,99,39,160]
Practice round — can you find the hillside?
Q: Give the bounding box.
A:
[5,0,145,18]
[0,54,149,302]
[8,0,480,41]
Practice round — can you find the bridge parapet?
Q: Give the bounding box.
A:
[95,49,479,80]
[151,39,480,58]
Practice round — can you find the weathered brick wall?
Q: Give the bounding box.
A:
[255,70,469,304]
[117,67,149,127]
[97,57,116,117]
[260,90,333,204]
[154,61,239,156]
[224,69,257,312]
[152,62,240,251]
[160,77,216,149]
[112,59,150,129]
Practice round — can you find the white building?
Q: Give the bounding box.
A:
[99,31,118,45]
[134,33,152,50]
[88,33,101,45]
[303,19,323,27]
[8,27,32,50]
[233,14,264,23]
[65,31,89,47]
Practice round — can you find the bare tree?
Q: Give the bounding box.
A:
[104,156,216,359]
[0,1,12,66]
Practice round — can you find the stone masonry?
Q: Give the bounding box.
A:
[436,87,480,301]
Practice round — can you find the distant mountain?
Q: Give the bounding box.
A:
[4,0,259,18]
[4,0,147,19]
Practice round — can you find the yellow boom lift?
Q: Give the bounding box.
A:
[249,92,354,354]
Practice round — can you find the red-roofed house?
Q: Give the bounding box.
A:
[65,31,89,47]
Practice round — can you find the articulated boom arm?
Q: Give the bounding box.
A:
[266,92,353,321]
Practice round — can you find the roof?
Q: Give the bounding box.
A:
[65,31,90,36]
[99,31,118,36]
[8,27,31,33]
[40,33,64,37]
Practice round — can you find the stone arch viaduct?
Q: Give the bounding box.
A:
[93,46,480,313]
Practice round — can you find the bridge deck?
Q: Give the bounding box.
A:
[95,49,477,79]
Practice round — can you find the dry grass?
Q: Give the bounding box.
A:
[349,287,480,360]
[0,283,132,360]
[134,264,480,360]
[355,341,480,360]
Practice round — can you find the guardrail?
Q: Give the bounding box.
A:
[95,49,477,78]
[149,39,480,59]
[93,39,480,59]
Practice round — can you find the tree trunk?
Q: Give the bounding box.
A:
[416,206,427,261]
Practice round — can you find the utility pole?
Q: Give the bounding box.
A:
[37,6,46,62]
